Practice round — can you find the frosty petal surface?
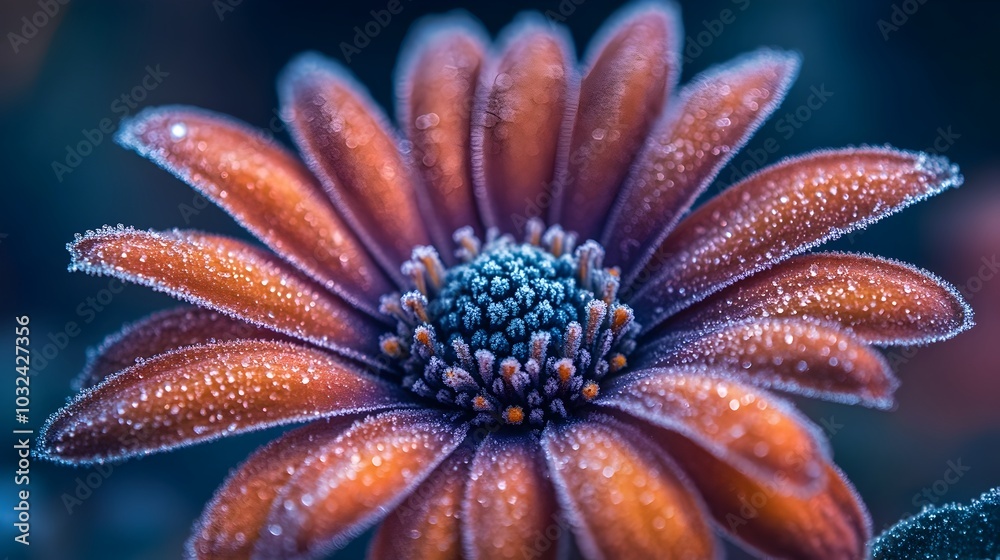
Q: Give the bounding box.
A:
[542,417,717,559]
[77,307,286,390]
[256,410,466,558]
[628,148,962,331]
[604,50,799,271]
[68,227,386,367]
[471,18,575,236]
[281,53,432,274]
[556,3,678,240]
[658,429,870,560]
[41,340,411,463]
[462,432,561,560]
[599,368,829,492]
[118,107,391,311]
[370,445,474,560]
[398,17,487,256]
[666,252,972,345]
[640,318,897,408]
[187,416,358,560]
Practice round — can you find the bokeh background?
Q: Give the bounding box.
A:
[2,0,999,558]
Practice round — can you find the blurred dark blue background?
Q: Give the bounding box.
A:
[2,0,999,558]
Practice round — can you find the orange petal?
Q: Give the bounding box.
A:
[462,432,562,560]
[640,318,898,409]
[667,252,973,345]
[40,340,412,463]
[280,53,432,273]
[598,368,829,492]
[556,3,679,240]
[655,427,870,560]
[255,410,467,558]
[628,148,963,331]
[187,416,358,560]
[604,50,799,271]
[471,18,575,236]
[541,417,717,559]
[118,107,392,311]
[76,307,286,390]
[68,227,386,368]
[398,17,487,257]
[369,444,474,560]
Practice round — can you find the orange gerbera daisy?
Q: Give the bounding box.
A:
[41,3,971,559]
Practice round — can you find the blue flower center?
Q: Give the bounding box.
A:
[432,244,584,364]
[380,221,639,428]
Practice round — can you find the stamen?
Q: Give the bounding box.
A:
[503,406,525,425]
[381,223,639,427]
[472,394,493,412]
[525,217,544,246]
[530,331,550,363]
[413,325,436,358]
[453,226,481,262]
[443,367,478,392]
[529,408,545,425]
[601,273,620,305]
[554,358,575,384]
[543,225,566,257]
[401,291,430,323]
[475,349,495,385]
[413,246,446,293]
[563,322,583,360]
[585,300,608,346]
[452,337,474,371]
[609,353,627,373]
[499,357,521,382]
[379,334,405,359]
[609,304,634,337]
[379,294,408,324]
[575,240,604,287]
[402,261,429,296]
[549,399,567,419]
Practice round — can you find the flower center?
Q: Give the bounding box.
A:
[380,220,639,428]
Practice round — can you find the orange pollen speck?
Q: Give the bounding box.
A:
[415,329,431,346]
[557,361,575,383]
[380,338,401,358]
[581,381,600,401]
[609,353,627,372]
[612,307,630,330]
[503,406,524,425]
[473,395,491,412]
[501,362,518,381]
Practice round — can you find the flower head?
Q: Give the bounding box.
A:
[42,3,971,559]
